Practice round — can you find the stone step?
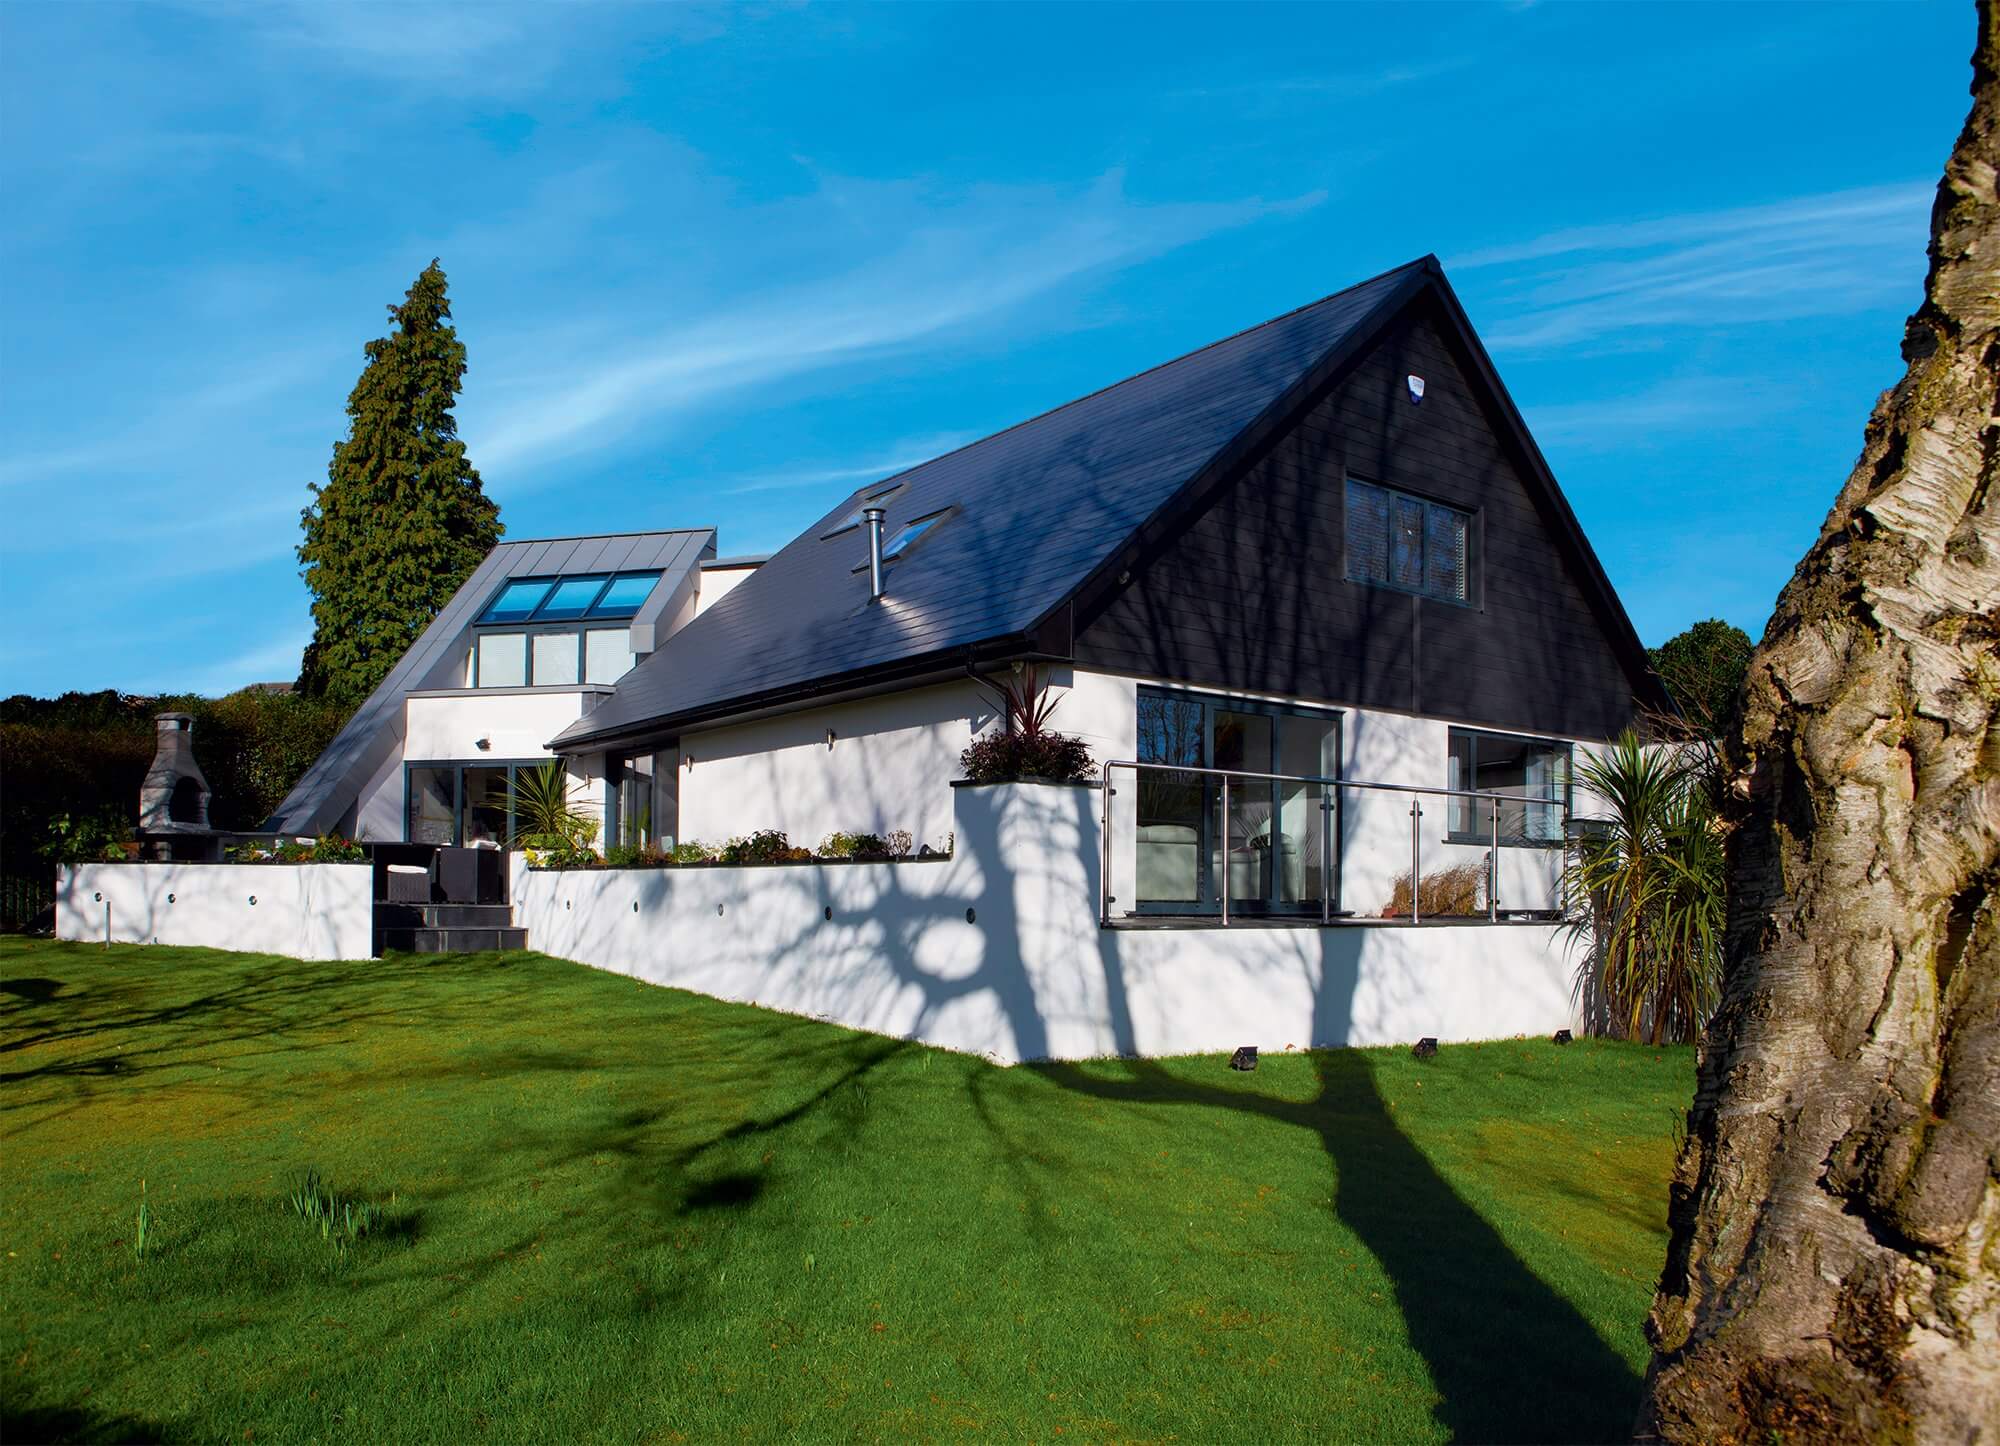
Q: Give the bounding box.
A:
[375,926,530,955]
[374,903,516,930]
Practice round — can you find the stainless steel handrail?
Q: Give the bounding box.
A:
[1097,758,1553,927]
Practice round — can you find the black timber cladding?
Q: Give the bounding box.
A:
[554,261,1433,751]
[1072,293,1646,741]
[267,529,715,835]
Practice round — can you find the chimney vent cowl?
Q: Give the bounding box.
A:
[863,505,887,601]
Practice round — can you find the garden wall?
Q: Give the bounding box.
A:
[56,863,373,961]
[513,781,1579,1065]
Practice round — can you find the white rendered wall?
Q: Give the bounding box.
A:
[694,563,758,616]
[513,781,1579,1064]
[404,689,602,763]
[350,745,405,842]
[57,864,373,961]
[675,681,1000,852]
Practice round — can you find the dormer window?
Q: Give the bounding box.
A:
[467,570,660,688]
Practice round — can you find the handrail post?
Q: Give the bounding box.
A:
[1099,764,1114,928]
[1319,786,1332,926]
[1409,798,1422,925]
[1208,780,1224,928]
[1489,796,1500,922]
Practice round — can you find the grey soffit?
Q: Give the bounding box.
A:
[555,259,1437,752]
[265,528,715,834]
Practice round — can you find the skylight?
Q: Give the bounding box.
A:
[477,571,661,625]
[480,579,554,624]
[588,573,663,617]
[882,511,947,559]
[822,484,905,538]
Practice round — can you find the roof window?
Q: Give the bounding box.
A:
[477,571,661,625]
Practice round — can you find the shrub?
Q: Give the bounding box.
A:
[960,730,1096,785]
[961,662,1098,784]
[719,830,811,864]
[671,841,715,865]
[604,842,676,869]
[1560,730,1722,1045]
[522,834,601,871]
[512,762,599,850]
[38,810,132,865]
[1382,860,1486,919]
[818,831,894,860]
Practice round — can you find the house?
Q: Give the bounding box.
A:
[206,254,1662,1059]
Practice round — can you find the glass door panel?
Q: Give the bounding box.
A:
[406,767,457,845]
[1136,693,1205,906]
[1212,711,1273,911]
[462,766,513,847]
[1276,714,1338,909]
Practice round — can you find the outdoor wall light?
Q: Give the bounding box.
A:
[1117,570,1131,586]
[826,728,837,750]
[1406,374,1426,405]
[1412,1037,1438,1060]
[1229,1045,1258,1072]
[248,896,258,907]
[685,754,696,772]
[965,907,976,924]
[475,737,492,752]
[167,893,175,904]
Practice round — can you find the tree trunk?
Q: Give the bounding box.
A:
[1640,5,2000,1441]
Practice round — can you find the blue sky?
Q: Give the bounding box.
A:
[0,2,1974,697]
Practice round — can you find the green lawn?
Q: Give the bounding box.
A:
[1,938,1690,1443]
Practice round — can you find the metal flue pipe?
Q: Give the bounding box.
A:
[863,505,886,600]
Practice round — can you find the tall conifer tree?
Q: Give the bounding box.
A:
[297,260,502,703]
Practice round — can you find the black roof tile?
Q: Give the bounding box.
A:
[556,259,1433,749]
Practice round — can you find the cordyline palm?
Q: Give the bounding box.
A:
[1561,731,1724,1044]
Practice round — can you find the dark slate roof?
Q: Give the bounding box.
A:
[268,528,714,834]
[556,259,1438,751]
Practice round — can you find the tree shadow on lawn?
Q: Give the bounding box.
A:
[1032,1049,1643,1445]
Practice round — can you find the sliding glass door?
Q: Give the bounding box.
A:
[1134,689,1340,915]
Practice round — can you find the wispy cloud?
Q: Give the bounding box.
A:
[1524,375,1790,452]
[720,433,981,496]
[471,175,1321,479]
[1455,181,1932,351]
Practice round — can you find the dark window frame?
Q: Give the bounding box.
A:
[469,623,634,688]
[1342,476,1479,608]
[402,758,546,846]
[1444,726,1572,849]
[1134,684,1345,916]
[607,747,681,852]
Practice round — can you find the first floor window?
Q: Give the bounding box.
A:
[1346,478,1472,605]
[585,628,634,684]
[475,632,528,687]
[1447,729,1569,845]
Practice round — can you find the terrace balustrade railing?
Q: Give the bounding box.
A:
[1097,759,1556,928]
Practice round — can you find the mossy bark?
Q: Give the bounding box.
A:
[1640,3,2000,1440]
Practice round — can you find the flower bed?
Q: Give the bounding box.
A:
[532,828,949,872]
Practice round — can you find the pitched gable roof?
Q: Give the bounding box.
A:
[268,528,714,834]
[556,259,1442,752]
